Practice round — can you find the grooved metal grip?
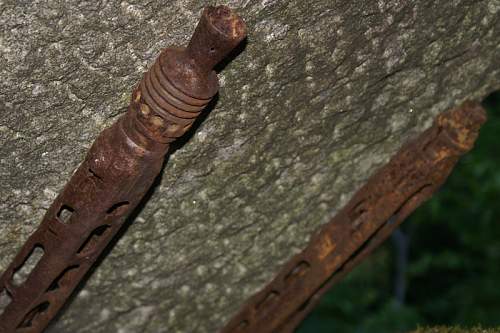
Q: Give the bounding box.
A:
[0,6,246,333]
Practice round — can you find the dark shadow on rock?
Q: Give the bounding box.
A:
[214,37,248,73]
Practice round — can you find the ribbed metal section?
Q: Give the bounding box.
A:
[136,51,212,143]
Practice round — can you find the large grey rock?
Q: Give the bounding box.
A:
[0,0,499,332]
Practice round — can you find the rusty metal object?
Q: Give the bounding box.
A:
[0,6,246,333]
[222,101,487,333]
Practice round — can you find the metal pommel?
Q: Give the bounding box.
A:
[187,6,247,75]
[131,5,247,146]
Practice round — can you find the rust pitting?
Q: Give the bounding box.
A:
[221,101,486,333]
[0,6,246,333]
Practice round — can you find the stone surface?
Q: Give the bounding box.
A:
[0,0,499,332]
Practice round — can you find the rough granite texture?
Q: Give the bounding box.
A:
[0,0,499,332]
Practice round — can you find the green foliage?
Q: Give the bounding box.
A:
[411,327,500,333]
[297,92,500,333]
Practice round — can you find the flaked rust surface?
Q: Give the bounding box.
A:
[0,6,246,333]
[222,101,486,333]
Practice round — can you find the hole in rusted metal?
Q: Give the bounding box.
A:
[256,290,280,311]
[106,201,130,216]
[348,199,368,221]
[0,289,12,316]
[46,265,80,292]
[17,301,50,328]
[284,260,310,284]
[88,168,103,181]
[77,225,110,255]
[12,245,44,286]
[57,205,74,224]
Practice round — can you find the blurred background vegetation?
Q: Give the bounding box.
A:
[298,91,500,333]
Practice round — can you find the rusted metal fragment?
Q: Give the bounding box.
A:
[0,6,246,333]
[222,101,486,333]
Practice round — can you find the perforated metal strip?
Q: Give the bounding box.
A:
[222,101,487,333]
[0,6,246,333]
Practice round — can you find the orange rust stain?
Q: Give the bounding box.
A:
[316,235,336,260]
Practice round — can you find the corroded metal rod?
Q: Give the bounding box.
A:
[0,6,246,332]
[222,102,486,333]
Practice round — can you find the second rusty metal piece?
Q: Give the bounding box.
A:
[222,101,487,333]
[0,6,246,333]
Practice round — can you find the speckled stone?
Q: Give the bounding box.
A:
[0,0,499,332]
